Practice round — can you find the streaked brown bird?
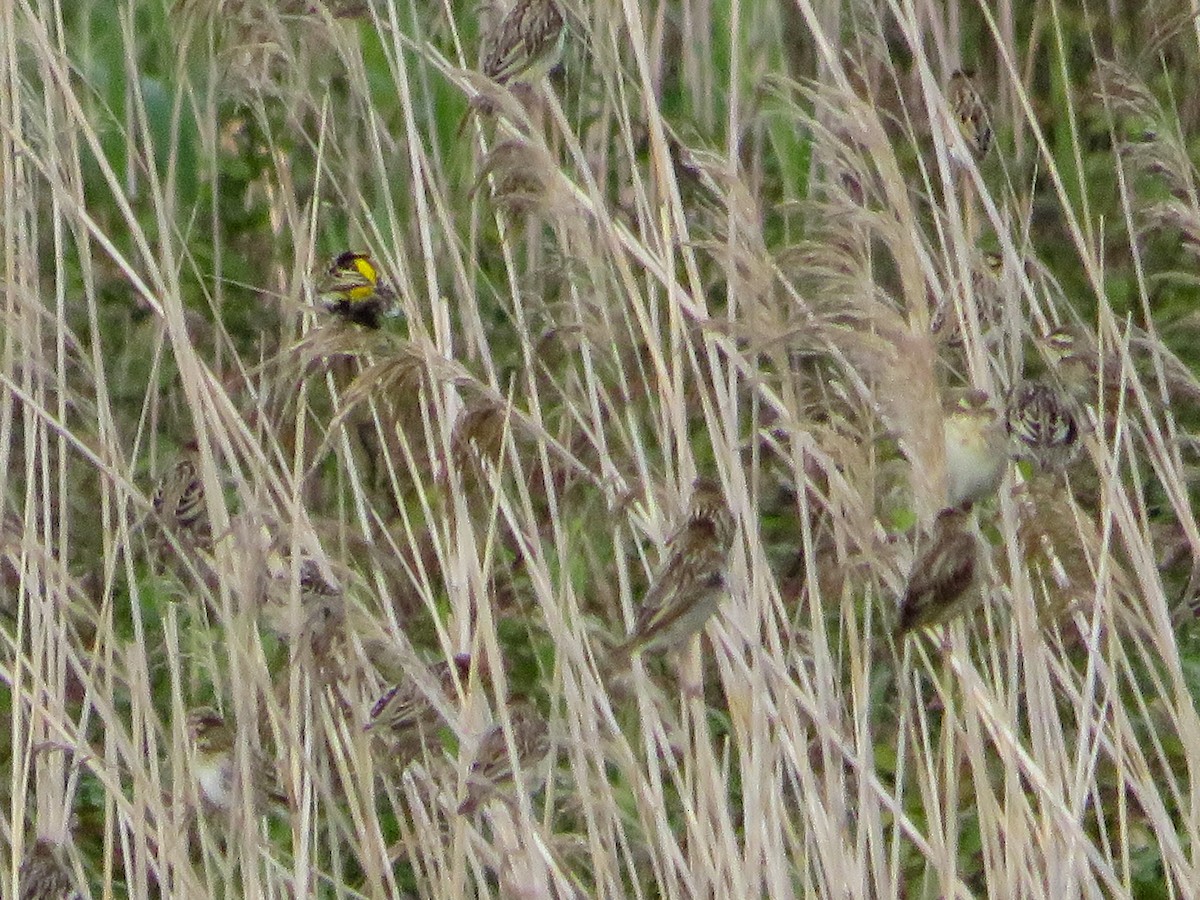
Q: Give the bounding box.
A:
[1039,326,1094,393]
[366,654,473,738]
[616,477,736,660]
[943,389,1007,509]
[186,707,287,814]
[152,442,210,547]
[480,0,565,85]
[947,70,992,162]
[931,251,1005,349]
[262,557,347,670]
[1005,380,1082,471]
[896,506,981,637]
[1037,325,1151,414]
[457,704,552,815]
[17,839,77,900]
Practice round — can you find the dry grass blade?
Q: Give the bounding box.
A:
[5,0,1200,896]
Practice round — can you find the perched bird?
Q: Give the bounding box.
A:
[186,707,287,814]
[457,704,552,815]
[1040,326,1094,392]
[296,558,345,656]
[971,249,1004,296]
[1005,380,1082,471]
[152,441,211,547]
[317,251,398,330]
[947,70,992,162]
[366,654,473,739]
[1036,325,1149,413]
[616,477,736,660]
[262,557,347,671]
[943,389,1008,509]
[480,0,566,86]
[1039,323,1200,418]
[931,251,1005,348]
[17,839,77,900]
[896,506,981,636]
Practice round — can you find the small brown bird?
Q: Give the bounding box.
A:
[17,839,77,900]
[896,507,981,637]
[616,477,736,660]
[366,654,473,737]
[1005,380,1082,471]
[262,557,347,670]
[186,707,287,814]
[152,442,210,546]
[457,704,552,815]
[947,70,992,162]
[1037,325,1146,414]
[480,0,566,85]
[1039,327,1093,390]
[943,389,1008,509]
[932,251,1005,348]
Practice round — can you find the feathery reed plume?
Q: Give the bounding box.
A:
[474,137,571,219]
[17,839,77,900]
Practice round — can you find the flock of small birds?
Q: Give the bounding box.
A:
[14,1,580,893]
[903,319,1093,636]
[17,0,1192,894]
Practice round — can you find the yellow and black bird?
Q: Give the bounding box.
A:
[317,251,398,329]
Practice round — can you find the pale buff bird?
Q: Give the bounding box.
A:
[186,707,287,814]
[943,389,1007,509]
